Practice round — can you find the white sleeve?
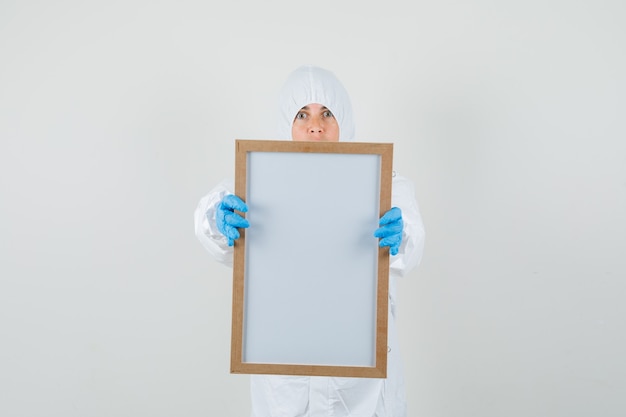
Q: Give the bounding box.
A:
[389,173,425,278]
[193,178,236,267]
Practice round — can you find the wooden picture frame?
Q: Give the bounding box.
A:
[231,139,393,378]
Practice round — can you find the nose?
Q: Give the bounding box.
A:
[308,117,324,134]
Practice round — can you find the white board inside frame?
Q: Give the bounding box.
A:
[231,140,394,378]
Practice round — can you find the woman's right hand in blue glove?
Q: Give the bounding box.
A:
[214,194,249,246]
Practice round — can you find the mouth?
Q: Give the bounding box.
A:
[307,134,330,142]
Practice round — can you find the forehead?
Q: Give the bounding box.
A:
[298,103,330,112]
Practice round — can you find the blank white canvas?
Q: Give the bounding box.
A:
[243,152,381,366]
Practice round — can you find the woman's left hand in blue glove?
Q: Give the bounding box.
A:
[374,207,403,256]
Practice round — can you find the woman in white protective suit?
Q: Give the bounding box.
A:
[194,65,425,417]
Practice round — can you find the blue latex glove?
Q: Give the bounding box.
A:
[374,207,403,256]
[214,194,249,246]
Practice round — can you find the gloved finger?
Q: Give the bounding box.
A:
[223,224,241,241]
[379,207,402,226]
[374,221,403,238]
[221,194,248,212]
[224,212,250,229]
[379,235,401,256]
[379,234,401,248]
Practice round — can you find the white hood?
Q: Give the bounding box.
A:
[277,65,355,141]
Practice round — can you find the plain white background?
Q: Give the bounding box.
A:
[1,1,624,416]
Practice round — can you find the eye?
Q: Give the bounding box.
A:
[323,110,334,118]
[295,111,307,120]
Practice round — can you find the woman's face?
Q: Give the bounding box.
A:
[291,103,340,142]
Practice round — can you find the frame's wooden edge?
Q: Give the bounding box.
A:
[231,140,248,372]
[235,139,393,155]
[376,142,393,380]
[231,362,387,379]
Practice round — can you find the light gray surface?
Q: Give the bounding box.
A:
[243,152,380,367]
[1,1,625,416]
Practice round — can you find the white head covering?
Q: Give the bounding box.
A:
[277,65,355,141]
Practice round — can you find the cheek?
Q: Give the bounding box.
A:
[329,121,340,141]
[291,124,307,141]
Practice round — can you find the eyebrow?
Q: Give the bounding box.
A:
[299,105,330,111]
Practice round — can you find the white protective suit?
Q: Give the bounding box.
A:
[194,65,425,417]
